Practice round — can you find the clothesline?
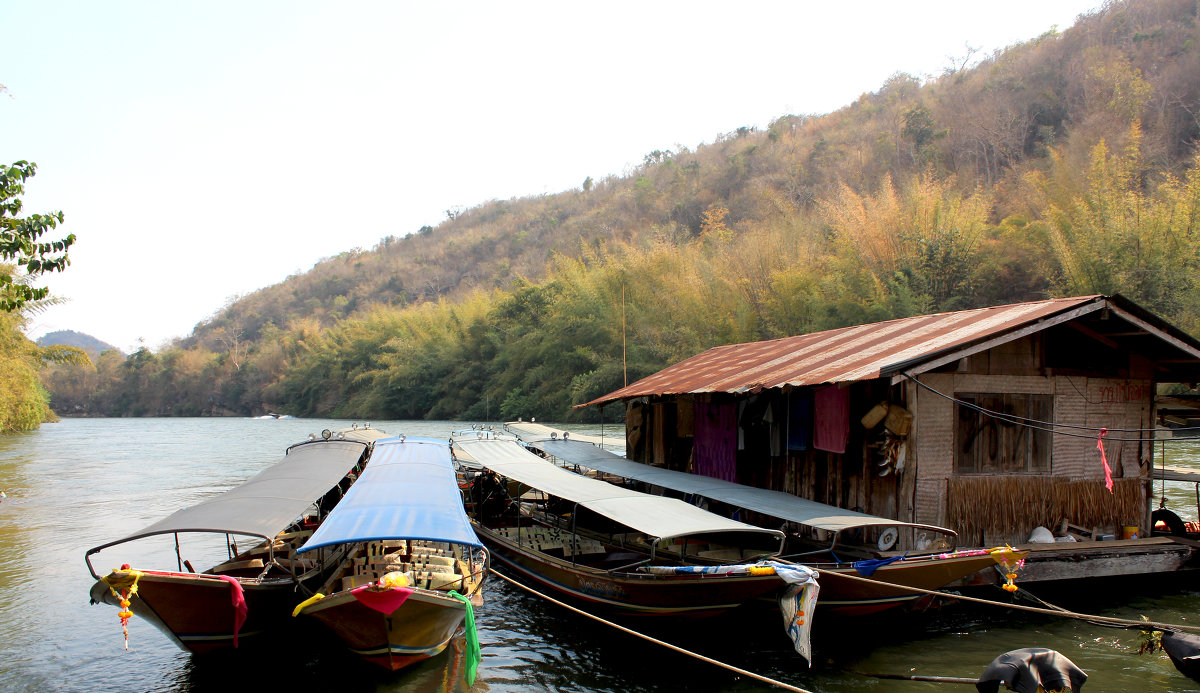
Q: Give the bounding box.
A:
[903,373,1198,444]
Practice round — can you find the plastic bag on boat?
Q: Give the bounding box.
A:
[772,564,820,667]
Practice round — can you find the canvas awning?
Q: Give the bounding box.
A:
[299,437,482,552]
[503,421,625,451]
[454,438,784,543]
[87,439,368,557]
[522,436,954,536]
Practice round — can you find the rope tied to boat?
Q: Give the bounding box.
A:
[489,568,816,693]
[100,564,143,650]
[447,590,481,686]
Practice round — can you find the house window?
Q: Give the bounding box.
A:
[955,393,1052,474]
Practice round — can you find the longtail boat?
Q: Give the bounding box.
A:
[292,436,489,674]
[86,426,387,653]
[510,430,1024,616]
[454,437,801,617]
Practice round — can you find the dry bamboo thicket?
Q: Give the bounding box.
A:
[947,476,1142,542]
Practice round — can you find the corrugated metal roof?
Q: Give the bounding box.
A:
[582,295,1127,407]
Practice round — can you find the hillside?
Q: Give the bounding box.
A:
[36,330,121,359]
[41,0,1200,421]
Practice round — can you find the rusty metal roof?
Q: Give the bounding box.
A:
[580,294,1200,408]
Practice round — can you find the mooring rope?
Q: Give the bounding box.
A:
[828,569,1200,634]
[488,568,815,693]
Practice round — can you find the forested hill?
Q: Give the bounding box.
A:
[36,330,120,359]
[42,0,1200,421]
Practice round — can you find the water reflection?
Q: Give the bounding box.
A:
[168,627,481,693]
[2,419,1199,692]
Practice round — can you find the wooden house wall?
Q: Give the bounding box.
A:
[913,371,1152,545]
[624,333,1156,550]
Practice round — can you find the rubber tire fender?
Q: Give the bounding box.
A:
[1153,508,1187,536]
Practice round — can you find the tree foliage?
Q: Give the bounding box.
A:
[1,162,73,312]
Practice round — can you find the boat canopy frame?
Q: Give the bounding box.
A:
[514,435,957,553]
[298,437,485,553]
[85,439,369,580]
[454,438,786,555]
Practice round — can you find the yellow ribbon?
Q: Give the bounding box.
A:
[291,592,325,617]
[101,568,144,593]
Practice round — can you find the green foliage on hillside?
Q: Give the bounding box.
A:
[0,270,92,432]
[39,0,1200,421]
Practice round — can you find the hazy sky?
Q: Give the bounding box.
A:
[2,1,1102,353]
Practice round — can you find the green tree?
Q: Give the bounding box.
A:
[1,162,73,312]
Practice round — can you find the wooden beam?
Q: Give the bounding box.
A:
[1067,321,1120,349]
[1109,304,1200,360]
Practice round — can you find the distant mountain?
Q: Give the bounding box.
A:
[37,330,122,358]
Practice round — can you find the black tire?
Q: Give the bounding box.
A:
[1153,508,1188,536]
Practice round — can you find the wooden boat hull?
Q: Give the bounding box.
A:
[814,552,1011,616]
[301,589,469,671]
[89,569,320,654]
[480,527,782,616]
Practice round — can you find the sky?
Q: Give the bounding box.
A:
[1,1,1104,353]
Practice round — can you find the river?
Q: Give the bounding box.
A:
[0,418,1197,692]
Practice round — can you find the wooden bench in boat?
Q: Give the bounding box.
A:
[337,540,470,592]
[211,557,264,574]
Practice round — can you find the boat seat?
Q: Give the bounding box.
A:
[697,549,742,561]
[564,539,605,556]
[275,529,313,542]
[412,554,456,569]
[211,557,264,574]
[273,556,315,572]
[419,570,464,591]
[341,573,377,591]
[369,551,405,564]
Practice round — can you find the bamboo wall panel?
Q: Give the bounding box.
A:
[1054,379,1089,478]
[947,476,1142,544]
[914,373,954,525]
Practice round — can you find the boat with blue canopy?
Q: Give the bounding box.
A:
[292,436,489,675]
[85,432,379,653]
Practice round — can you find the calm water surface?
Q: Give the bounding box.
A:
[1,418,1198,692]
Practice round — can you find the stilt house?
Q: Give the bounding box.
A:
[580,295,1200,578]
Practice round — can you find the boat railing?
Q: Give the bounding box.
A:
[605,557,652,574]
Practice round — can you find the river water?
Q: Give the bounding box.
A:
[1,418,1198,692]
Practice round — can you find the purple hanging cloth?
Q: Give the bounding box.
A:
[693,401,738,482]
[813,385,849,454]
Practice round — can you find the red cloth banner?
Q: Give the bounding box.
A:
[215,575,248,646]
[351,585,414,615]
[1096,428,1114,494]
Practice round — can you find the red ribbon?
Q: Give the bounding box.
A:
[351,584,413,615]
[216,575,248,647]
[1097,428,1114,494]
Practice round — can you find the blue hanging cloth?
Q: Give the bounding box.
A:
[852,554,906,577]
